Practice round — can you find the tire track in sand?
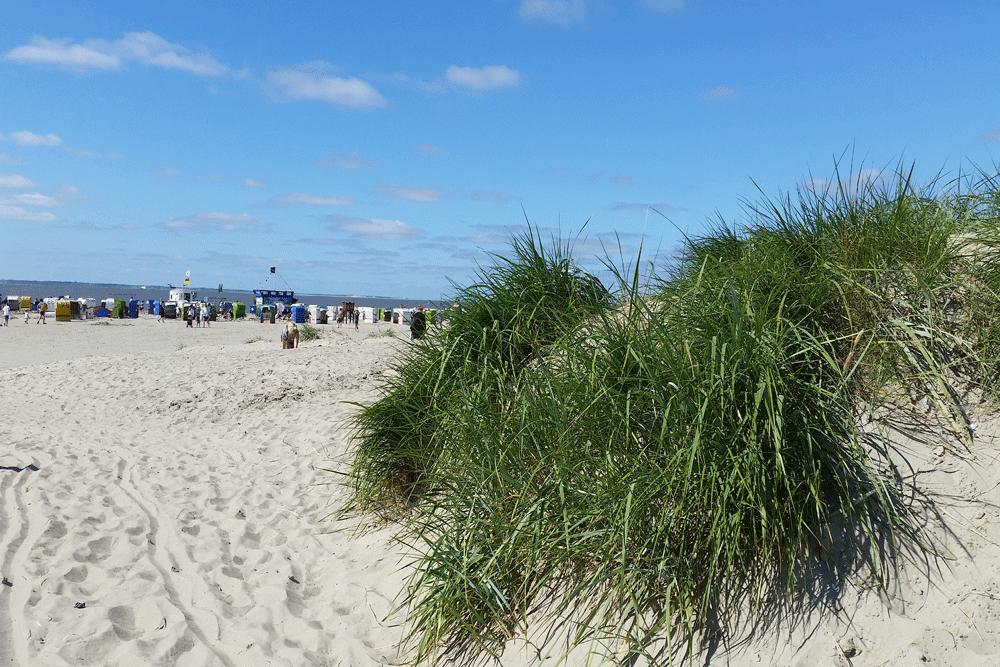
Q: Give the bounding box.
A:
[110,452,238,667]
[0,464,42,667]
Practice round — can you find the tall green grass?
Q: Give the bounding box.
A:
[342,164,1000,665]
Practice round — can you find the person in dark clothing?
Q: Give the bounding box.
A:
[410,304,427,340]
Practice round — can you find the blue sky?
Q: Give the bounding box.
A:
[2,0,998,299]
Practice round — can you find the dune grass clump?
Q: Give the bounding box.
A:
[299,323,321,342]
[343,164,1000,665]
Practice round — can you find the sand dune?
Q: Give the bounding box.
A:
[2,315,1000,666]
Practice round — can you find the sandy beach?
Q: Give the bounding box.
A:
[0,316,411,666]
[2,314,1000,666]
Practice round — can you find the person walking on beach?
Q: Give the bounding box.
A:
[410,304,427,340]
[37,300,47,324]
[24,308,29,324]
[2,302,9,326]
[202,303,210,327]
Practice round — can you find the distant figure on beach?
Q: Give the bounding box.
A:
[281,321,299,349]
[202,303,210,328]
[37,301,47,324]
[24,308,29,324]
[185,306,194,328]
[2,303,9,326]
[354,309,359,331]
[410,304,427,340]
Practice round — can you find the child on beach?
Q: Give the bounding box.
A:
[2,303,9,326]
[281,321,299,349]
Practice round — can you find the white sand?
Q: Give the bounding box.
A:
[1,314,999,666]
[0,316,411,666]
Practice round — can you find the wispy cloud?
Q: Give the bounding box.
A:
[152,167,182,178]
[314,150,381,170]
[65,145,121,159]
[374,184,451,203]
[325,213,424,240]
[703,85,737,100]
[243,178,264,189]
[0,205,58,222]
[55,185,88,202]
[417,143,446,155]
[981,129,1000,144]
[4,32,240,77]
[611,201,675,211]
[610,175,633,186]
[265,62,386,110]
[263,192,355,207]
[6,131,63,147]
[639,0,684,13]
[0,173,37,188]
[0,154,23,165]
[446,65,520,91]
[0,193,60,207]
[802,168,888,196]
[519,0,589,27]
[391,65,522,94]
[469,191,512,203]
[162,211,266,232]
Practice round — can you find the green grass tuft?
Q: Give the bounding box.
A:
[299,323,321,342]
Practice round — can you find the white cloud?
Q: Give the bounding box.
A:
[314,150,381,170]
[3,32,237,77]
[243,178,264,188]
[162,211,266,232]
[373,184,451,203]
[639,0,684,12]
[328,214,424,240]
[153,167,182,178]
[704,85,738,100]
[0,173,36,188]
[0,205,58,221]
[267,192,355,207]
[519,0,589,26]
[266,63,386,110]
[0,193,60,207]
[445,65,520,91]
[0,154,24,165]
[8,131,63,147]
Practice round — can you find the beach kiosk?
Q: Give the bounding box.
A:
[253,289,295,317]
